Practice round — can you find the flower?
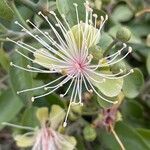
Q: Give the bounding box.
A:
[3,105,76,150]
[8,1,133,127]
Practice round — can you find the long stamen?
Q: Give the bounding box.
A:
[60,76,76,98]
[32,75,72,101]
[26,19,70,61]
[2,122,35,131]
[17,75,66,94]
[38,12,70,54]
[63,77,78,127]
[10,62,58,74]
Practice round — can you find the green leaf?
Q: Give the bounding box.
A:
[10,52,34,105]
[99,122,150,150]
[121,100,145,126]
[136,128,150,148]
[123,68,144,99]
[0,48,10,71]
[21,107,39,127]
[98,32,113,51]
[112,5,133,22]
[0,0,14,20]
[0,89,23,129]
[147,52,150,75]
[56,0,85,27]
[95,78,123,97]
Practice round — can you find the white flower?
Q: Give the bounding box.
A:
[3,105,76,150]
[8,1,133,127]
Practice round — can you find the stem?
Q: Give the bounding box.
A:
[104,39,118,56]
[135,8,150,17]
[10,1,31,30]
[110,124,126,150]
[2,122,35,131]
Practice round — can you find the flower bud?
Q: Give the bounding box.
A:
[116,27,131,42]
[36,107,48,123]
[83,125,97,141]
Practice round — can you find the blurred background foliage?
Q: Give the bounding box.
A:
[0,0,150,149]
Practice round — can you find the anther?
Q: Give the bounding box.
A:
[26,19,30,23]
[114,100,118,104]
[31,97,35,102]
[60,94,64,98]
[101,16,104,21]
[73,3,78,7]
[10,62,13,66]
[128,47,132,53]
[123,43,127,47]
[14,21,18,24]
[16,91,20,95]
[93,14,98,18]
[105,15,108,20]
[27,65,30,68]
[38,11,42,15]
[49,11,56,16]
[120,69,123,73]
[89,89,93,93]
[44,87,48,91]
[63,122,67,127]
[6,37,10,40]
[130,69,134,73]
[61,14,65,18]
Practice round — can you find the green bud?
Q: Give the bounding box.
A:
[116,27,131,42]
[83,125,97,142]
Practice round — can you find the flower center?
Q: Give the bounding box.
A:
[68,58,87,75]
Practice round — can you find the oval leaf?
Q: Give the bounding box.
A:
[123,68,144,99]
